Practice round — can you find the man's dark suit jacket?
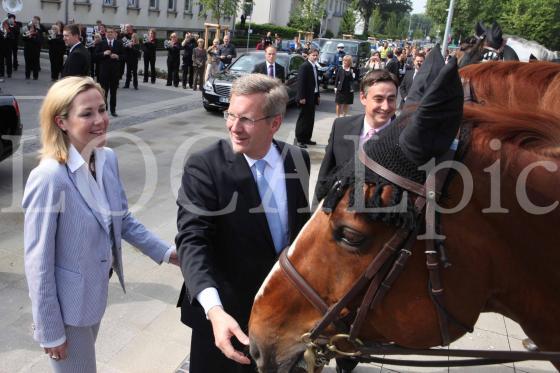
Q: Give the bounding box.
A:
[61,43,91,77]
[176,139,311,331]
[297,60,319,103]
[95,39,123,83]
[252,62,285,83]
[399,68,415,103]
[315,114,364,199]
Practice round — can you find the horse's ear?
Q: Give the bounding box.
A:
[403,44,445,107]
[485,21,504,49]
[399,57,464,166]
[475,21,487,39]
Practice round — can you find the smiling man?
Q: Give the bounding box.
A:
[315,69,399,202]
[176,74,310,373]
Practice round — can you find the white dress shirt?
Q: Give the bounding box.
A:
[196,143,288,317]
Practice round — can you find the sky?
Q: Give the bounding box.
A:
[412,0,427,14]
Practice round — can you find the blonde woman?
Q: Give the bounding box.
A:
[23,76,178,373]
[334,55,356,117]
[205,38,221,81]
[192,38,207,90]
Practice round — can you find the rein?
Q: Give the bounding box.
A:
[278,146,560,371]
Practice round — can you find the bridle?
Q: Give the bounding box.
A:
[278,146,560,371]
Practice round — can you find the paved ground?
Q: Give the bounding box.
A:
[0,51,556,373]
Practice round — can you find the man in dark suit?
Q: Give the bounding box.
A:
[252,44,285,83]
[399,51,425,107]
[176,74,310,373]
[61,24,91,78]
[95,27,123,117]
[295,48,320,148]
[315,69,399,202]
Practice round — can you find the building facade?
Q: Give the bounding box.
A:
[4,0,235,36]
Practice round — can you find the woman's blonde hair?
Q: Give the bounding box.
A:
[39,76,104,163]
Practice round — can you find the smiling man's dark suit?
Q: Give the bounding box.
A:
[315,114,365,199]
[252,61,285,83]
[61,42,91,77]
[176,139,310,373]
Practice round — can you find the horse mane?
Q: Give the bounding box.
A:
[465,105,560,161]
[460,62,560,112]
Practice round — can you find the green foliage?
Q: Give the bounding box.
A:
[197,0,240,22]
[235,23,300,38]
[500,0,560,50]
[369,7,384,34]
[384,12,399,37]
[339,8,357,36]
[426,0,560,50]
[356,0,412,35]
[288,0,327,34]
[324,29,335,38]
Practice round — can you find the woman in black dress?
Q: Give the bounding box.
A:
[47,23,65,81]
[165,32,181,87]
[124,33,141,89]
[334,55,356,117]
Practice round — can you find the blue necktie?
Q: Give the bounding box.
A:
[254,160,286,253]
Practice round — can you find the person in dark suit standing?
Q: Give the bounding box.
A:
[95,27,123,116]
[142,28,157,84]
[123,33,141,89]
[47,24,65,81]
[295,48,320,148]
[181,32,196,89]
[61,24,91,78]
[176,74,310,373]
[315,69,399,201]
[22,18,43,80]
[399,51,424,107]
[252,44,285,83]
[5,14,20,72]
[165,33,181,87]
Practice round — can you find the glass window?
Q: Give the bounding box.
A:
[168,0,175,10]
[149,0,158,7]
[184,0,192,12]
[103,0,114,5]
[128,0,137,6]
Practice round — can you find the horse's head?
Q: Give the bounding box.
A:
[249,57,471,372]
[250,56,560,371]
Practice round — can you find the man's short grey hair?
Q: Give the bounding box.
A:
[231,74,289,118]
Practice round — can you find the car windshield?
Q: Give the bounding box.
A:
[322,41,358,55]
[228,53,289,72]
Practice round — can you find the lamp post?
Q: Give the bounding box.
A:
[441,0,456,57]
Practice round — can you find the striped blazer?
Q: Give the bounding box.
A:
[23,147,169,345]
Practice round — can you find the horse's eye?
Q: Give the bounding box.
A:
[335,226,367,248]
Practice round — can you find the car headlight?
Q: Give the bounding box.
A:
[204,80,214,93]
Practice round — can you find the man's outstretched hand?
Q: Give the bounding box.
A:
[207,306,251,365]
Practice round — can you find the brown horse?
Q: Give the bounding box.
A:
[460,61,560,115]
[248,59,560,372]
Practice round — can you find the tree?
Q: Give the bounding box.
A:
[288,0,327,34]
[385,12,399,37]
[197,0,240,23]
[339,8,357,36]
[356,0,412,36]
[500,0,560,50]
[369,7,384,35]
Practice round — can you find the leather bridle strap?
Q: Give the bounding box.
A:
[279,249,329,315]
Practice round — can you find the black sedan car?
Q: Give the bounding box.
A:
[0,90,22,162]
[202,51,306,111]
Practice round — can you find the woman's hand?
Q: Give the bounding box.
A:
[44,341,68,361]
